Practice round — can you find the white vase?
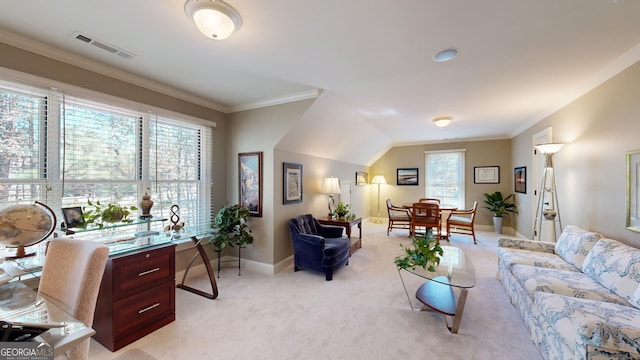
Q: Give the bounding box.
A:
[493,216,504,234]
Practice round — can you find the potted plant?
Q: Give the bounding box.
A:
[335,201,350,219]
[209,203,254,252]
[394,230,444,272]
[80,200,138,228]
[483,191,518,234]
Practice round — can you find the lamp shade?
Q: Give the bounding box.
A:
[535,143,564,154]
[322,177,341,194]
[371,175,387,185]
[185,0,242,40]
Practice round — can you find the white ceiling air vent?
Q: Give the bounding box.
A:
[70,31,136,60]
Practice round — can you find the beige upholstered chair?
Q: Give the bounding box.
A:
[386,199,412,235]
[446,201,478,244]
[39,239,109,360]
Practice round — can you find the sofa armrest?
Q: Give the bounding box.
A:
[498,237,556,253]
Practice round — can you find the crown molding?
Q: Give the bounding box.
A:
[0,28,230,113]
[229,89,320,113]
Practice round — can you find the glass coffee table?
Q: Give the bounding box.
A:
[398,245,476,333]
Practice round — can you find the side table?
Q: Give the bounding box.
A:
[317,217,362,255]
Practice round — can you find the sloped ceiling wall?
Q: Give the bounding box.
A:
[275,91,392,166]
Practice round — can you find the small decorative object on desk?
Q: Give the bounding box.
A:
[394,229,443,272]
[139,191,154,219]
[164,205,184,233]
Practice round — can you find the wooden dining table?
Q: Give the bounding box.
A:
[402,202,458,239]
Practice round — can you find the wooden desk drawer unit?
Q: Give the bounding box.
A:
[93,243,176,351]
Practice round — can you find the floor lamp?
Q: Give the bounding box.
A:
[533,143,564,242]
[322,177,341,218]
[371,175,387,224]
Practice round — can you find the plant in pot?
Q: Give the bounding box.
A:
[482,191,518,234]
[394,229,444,272]
[335,201,351,219]
[209,203,254,253]
[80,200,138,228]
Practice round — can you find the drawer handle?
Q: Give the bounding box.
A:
[138,268,160,276]
[138,303,160,314]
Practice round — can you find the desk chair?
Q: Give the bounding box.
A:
[411,202,441,239]
[386,199,412,235]
[39,239,109,360]
[446,201,478,244]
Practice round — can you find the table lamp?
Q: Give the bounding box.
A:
[371,175,387,224]
[322,177,341,217]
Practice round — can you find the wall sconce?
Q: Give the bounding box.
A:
[371,175,387,224]
[322,177,341,217]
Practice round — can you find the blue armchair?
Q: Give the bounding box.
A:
[288,214,350,281]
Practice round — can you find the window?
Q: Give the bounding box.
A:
[425,150,466,209]
[0,77,214,234]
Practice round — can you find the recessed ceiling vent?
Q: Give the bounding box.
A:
[70,31,136,60]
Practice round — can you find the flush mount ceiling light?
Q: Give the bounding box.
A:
[184,0,242,40]
[433,48,458,62]
[433,116,453,127]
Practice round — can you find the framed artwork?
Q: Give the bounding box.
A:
[356,172,368,186]
[283,162,303,204]
[474,166,500,184]
[397,168,419,186]
[514,167,526,194]
[238,152,263,217]
[62,206,84,228]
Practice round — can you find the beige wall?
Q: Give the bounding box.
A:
[370,139,513,228]
[512,60,640,248]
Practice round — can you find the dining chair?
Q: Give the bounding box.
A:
[39,239,109,360]
[386,199,412,236]
[410,202,441,239]
[446,201,478,244]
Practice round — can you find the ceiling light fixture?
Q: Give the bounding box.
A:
[184,0,242,40]
[433,116,453,127]
[433,48,458,62]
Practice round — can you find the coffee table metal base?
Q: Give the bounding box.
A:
[415,275,469,334]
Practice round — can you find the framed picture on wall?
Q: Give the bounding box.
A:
[474,166,500,184]
[238,152,263,217]
[397,168,419,186]
[514,166,526,194]
[283,162,303,204]
[356,172,368,186]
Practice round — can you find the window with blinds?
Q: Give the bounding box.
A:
[425,150,466,209]
[0,82,48,205]
[0,77,214,234]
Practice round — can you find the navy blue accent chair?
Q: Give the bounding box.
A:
[288,214,350,281]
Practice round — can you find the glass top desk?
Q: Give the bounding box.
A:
[398,245,476,334]
[0,281,95,356]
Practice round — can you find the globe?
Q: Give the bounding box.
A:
[0,201,56,258]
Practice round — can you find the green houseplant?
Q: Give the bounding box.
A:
[80,200,138,228]
[394,230,444,272]
[209,203,254,252]
[483,191,518,233]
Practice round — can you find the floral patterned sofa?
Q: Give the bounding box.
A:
[497,225,640,360]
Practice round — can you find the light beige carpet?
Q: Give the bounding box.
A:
[111,348,156,360]
[88,222,542,360]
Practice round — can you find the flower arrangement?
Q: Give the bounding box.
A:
[394,229,444,272]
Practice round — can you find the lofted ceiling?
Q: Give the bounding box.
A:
[1,0,640,165]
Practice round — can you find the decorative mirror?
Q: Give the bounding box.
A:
[626,150,640,232]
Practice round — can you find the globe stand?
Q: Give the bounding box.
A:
[5,245,36,260]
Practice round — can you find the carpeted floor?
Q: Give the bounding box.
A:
[88,221,542,360]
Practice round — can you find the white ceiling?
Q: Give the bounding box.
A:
[2,0,640,165]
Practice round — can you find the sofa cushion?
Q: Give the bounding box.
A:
[535,292,640,359]
[497,247,580,272]
[582,238,640,309]
[554,225,601,269]
[511,264,630,306]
